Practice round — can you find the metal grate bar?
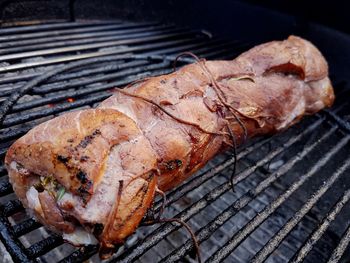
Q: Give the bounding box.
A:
[113,117,326,263]
[291,188,350,263]
[0,211,32,262]
[0,180,12,197]
[162,124,337,262]
[2,91,115,127]
[2,69,173,128]
[160,41,250,61]
[12,219,41,238]
[0,59,127,85]
[0,26,182,56]
[0,72,38,85]
[0,148,8,158]
[0,22,165,42]
[58,245,99,263]
[0,38,224,86]
[27,235,63,259]
[251,156,350,263]
[0,30,196,62]
[0,38,194,73]
[12,62,169,110]
[199,42,252,60]
[2,199,23,217]
[0,21,120,36]
[146,39,234,57]
[327,224,350,263]
[324,109,350,134]
[27,60,151,93]
[0,23,161,49]
[0,124,42,142]
[31,61,170,94]
[0,60,149,97]
[207,135,350,262]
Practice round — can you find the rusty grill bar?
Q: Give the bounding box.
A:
[0,20,350,263]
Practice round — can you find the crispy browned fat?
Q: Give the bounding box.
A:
[5,36,334,258]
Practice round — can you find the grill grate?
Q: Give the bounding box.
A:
[0,20,350,263]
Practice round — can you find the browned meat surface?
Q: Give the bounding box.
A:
[5,36,334,258]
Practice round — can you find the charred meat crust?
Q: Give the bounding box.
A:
[160,159,183,172]
[93,223,104,237]
[78,180,93,204]
[76,170,88,184]
[76,129,101,149]
[57,155,69,164]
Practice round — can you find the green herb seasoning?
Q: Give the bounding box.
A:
[56,187,66,201]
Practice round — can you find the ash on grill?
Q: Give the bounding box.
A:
[0,21,350,263]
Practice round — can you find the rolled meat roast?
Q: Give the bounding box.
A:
[5,36,334,258]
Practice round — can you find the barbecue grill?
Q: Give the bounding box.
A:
[1,1,350,262]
